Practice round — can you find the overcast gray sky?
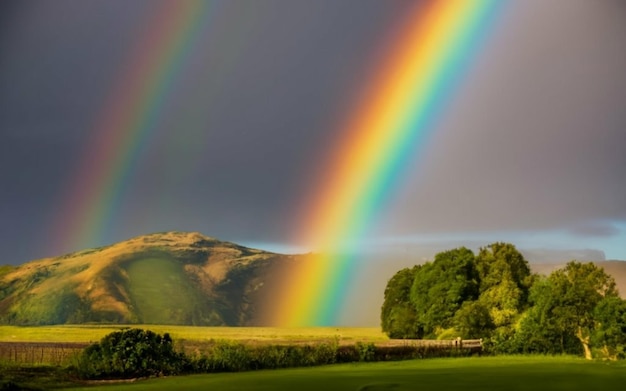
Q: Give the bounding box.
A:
[1,0,625,265]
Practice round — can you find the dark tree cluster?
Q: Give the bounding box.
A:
[381,242,626,359]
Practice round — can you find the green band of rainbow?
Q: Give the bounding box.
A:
[50,1,212,254]
[273,0,506,326]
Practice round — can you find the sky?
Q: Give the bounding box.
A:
[1,0,625,267]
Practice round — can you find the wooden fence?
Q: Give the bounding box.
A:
[382,338,483,350]
[0,338,482,366]
[0,342,90,365]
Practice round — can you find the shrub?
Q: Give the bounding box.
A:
[191,340,340,372]
[356,342,376,362]
[73,328,188,379]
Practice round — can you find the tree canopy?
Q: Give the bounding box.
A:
[381,244,626,359]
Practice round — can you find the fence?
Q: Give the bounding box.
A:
[0,338,482,366]
[0,342,90,365]
[383,338,483,351]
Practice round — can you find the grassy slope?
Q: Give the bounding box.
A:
[124,257,203,325]
[68,356,626,391]
[0,231,288,326]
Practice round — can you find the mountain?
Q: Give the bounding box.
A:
[0,232,296,326]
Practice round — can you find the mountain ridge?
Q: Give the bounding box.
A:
[0,231,295,326]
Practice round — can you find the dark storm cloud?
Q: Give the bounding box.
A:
[1,1,625,265]
[381,0,626,237]
[102,0,412,250]
[521,249,607,264]
[569,223,621,238]
[0,1,412,263]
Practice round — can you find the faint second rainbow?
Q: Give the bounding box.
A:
[273,0,506,326]
[49,1,211,254]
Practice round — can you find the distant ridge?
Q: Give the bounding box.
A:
[0,232,297,326]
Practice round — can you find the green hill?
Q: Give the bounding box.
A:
[0,232,296,326]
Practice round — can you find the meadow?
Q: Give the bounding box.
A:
[69,356,626,391]
[0,325,389,367]
[0,325,387,345]
[2,326,625,390]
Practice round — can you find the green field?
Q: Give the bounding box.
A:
[0,325,387,344]
[4,326,625,391]
[68,356,626,391]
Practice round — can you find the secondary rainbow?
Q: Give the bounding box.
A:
[50,1,211,254]
[273,0,506,326]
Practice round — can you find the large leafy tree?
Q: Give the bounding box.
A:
[592,296,626,359]
[518,261,618,359]
[381,266,420,338]
[476,243,531,288]
[470,243,533,351]
[410,247,478,338]
[453,300,493,339]
[514,277,583,355]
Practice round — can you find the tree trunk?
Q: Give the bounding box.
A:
[576,327,592,360]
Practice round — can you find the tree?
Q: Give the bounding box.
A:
[515,277,582,355]
[518,261,618,359]
[592,296,626,359]
[473,243,533,351]
[381,266,420,338]
[75,328,188,379]
[453,300,493,339]
[476,242,532,305]
[410,247,478,338]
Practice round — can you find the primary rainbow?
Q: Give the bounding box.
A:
[273,0,506,326]
[50,1,211,254]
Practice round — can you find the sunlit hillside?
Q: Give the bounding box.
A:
[0,232,296,326]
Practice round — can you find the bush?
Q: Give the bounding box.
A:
[356,342,376,362]
[72,328,484,380]
[73,328,188,379]
[190,340,340,372]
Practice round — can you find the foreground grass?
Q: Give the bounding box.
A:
[0,325,387,344]
[68,356,626,391]
[0,364,77,390]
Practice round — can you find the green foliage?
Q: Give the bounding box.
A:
[510,262,619,358]
[475,243,532,334]
[382,243,626,360]
[381,266,420,338]
[190,339,450,373]
[453,300,493,339]
[73,328,188,379]
[476,242,532,295]
[591,296,626,359]
[410,247,478,338]
[355,342,376,362]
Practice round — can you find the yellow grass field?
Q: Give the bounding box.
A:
[0,325,388,345]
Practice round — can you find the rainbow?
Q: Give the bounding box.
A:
[50,1,212,254]
[273,0,506,326]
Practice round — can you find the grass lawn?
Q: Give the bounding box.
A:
[68,356,626,391]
